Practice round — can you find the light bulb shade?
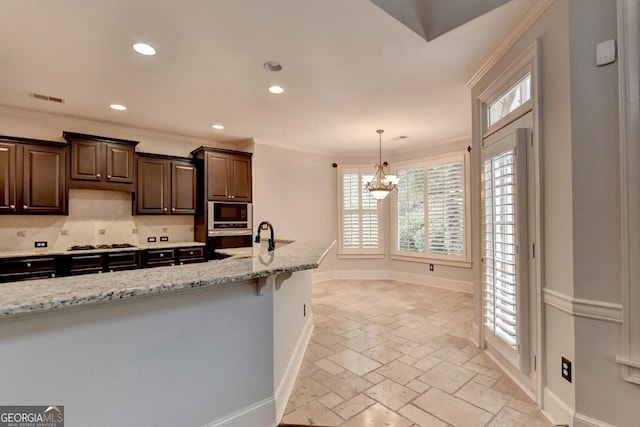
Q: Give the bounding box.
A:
[385,174,400,185]
[369,190,390,200]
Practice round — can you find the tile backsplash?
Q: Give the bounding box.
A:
[0,189,195,252]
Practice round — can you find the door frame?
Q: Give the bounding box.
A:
[472,40,544,404]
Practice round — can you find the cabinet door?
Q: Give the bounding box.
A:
[137,158,169,214]
[106,143,135,183]
[0,142,16,213]
[230,155,252,202]
[22,145,66,214]
[71,140,101,181]
[206,152,230,201]
[171,161,197,214]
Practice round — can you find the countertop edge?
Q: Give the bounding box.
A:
[0,240,335,319]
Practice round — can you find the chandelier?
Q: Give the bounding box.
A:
[365,129,399,200]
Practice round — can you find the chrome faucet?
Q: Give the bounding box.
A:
[255,221,275,251]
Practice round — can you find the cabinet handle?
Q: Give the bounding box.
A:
[96,173,101,178]
[9,204,15,210]
[26,262,32,268]
[172,207,176,212]
[190,251,194,255]
[163,207,168,212]
[160,253,164,258]
[107,174,111,178]
[23,205,28,210]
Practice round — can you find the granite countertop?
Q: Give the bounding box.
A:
[0,241,206,259]
[0,240,335,319]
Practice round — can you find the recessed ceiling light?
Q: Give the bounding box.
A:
[211,124,225,130]
[264,61,283,72]
[268,85,284,94]
[110,104,127,111]
[132,42,156,56]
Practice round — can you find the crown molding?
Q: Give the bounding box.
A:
[466,0,554,89]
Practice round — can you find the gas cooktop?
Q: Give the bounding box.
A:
[68,243,137,251]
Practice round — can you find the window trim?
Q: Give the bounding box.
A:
[337,165,385,257]
[390,151,471,264]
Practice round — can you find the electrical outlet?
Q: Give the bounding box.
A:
[160,236,169,242]
[303,304,306,317]
[131,228,138,234]
[429,264,434,272]
[562,357,572,382]
[60,229,69,236]
[16,231,26,237]
[147,237,157,243]
[98,229,106,235]
[34,241,47,248]
[162,227,168,233]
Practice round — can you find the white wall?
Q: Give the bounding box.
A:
[251,143,337,272]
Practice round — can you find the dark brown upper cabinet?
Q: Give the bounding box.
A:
[135,153,196,215]
[191,147,252,202]
[0,135,68,215]
[64,131,138,191]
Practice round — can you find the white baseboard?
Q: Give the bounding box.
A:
[312,270,335,283]
[330,269,391,280]
[542,387,574,427]
[389,271,473,293]
[470,323,481,347]
[573,412,618,427]
[274,314,314,423]
[204,397,276,427]
[312,269,472,293]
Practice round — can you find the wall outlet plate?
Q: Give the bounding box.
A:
[34,241,48,248]
[562,357,572,382]
[160,236,169,242]
[147,237,157,243]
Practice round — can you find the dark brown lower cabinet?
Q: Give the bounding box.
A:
[0,256,57,282]
[105,251,139,272]
[64,254,104,276]
[142,248,176,268]
[0,247,207,283]
[177,246,206,264]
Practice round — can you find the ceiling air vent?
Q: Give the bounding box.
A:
[30,92,65,104]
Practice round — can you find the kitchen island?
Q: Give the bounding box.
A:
[0,240,334,427]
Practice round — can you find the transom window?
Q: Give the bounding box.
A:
[488,72,532,128]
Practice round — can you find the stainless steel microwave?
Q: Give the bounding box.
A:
[207,202,252,236]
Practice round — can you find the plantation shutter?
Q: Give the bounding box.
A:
[339,168,382,255]
[396,167,425,253]
[482,127,529,371]
[427,161,464,257]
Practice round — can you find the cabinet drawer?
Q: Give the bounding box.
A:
[67,254,104,275]
[177,247,205,264]
[1,257,57,274]
[0,256,57,282]
[105,251,139,272]
[143,249,176,267]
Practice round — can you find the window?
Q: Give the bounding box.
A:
[393,154,469,264]
[338,167,383,256]
[482,124,529,372]
[487,72,531,128]
[396,167,425,253]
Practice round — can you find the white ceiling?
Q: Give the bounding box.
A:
[0,0,535,154]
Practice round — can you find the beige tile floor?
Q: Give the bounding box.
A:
[281,279,552,427]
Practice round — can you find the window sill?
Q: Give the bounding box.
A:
[390,254,472,268]
[337,254,386,260]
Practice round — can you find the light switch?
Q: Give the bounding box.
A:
[596,39,616,66]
